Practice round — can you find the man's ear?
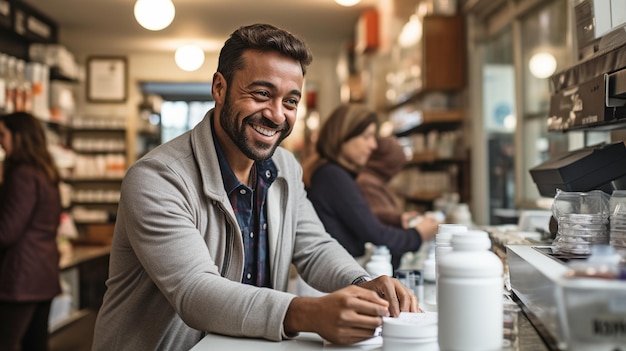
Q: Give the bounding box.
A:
[212,72,226,104]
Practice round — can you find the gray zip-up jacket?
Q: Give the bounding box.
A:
[92,110,369,351]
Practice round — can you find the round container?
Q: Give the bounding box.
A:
[382,312,438,351]
[558,213,608,224]
[558,221,608,231]
[421,258,437,310]
[437,230,503,351]
[432,224,467,309]
[366,254,393,278]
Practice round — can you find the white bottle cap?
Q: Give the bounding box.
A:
[382,312,438,340]
[451,230,491,251]
[438,224,468,233]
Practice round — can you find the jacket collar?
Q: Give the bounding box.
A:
[190,109,229,200]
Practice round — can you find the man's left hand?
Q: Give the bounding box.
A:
[355,275,420,317]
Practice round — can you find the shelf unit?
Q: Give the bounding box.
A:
[66,124,126,242]
[1,2,109,340]
[383,14,468,212]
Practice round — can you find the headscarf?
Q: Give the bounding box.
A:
[362,136,408,181]
[302,103,379,187]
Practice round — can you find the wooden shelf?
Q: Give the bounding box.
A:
[403,191,443,203]
[73,149,126,154]
[72,201,119,206]
[394,109,464,136]
[70,128,126,133]
[64,176,124,183]
[50,67,80,83]
[50,309,91,334]
[407,151,467,165]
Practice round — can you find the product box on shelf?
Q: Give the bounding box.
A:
[529,141,626,197]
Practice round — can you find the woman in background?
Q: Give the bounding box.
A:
[357,135,422,228]
[302,104,438,270]
[0,112,62,351]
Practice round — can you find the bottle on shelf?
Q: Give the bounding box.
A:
[0,53,7,113]
[4,55,17,114]
[15,58,32,113]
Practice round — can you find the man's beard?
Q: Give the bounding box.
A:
[219,94,291,161]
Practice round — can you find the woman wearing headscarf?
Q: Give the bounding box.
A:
[302,104,438,269]
[0,112,62,351]
[357,135,421,228]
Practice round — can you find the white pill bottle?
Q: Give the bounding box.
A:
[437,230,503,350]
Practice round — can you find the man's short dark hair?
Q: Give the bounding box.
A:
[217,23,313,85]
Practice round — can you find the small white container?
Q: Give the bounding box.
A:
[382,312,439,351]
[432,224,467,308]
[366,246,393,278]
[437,230,503,350]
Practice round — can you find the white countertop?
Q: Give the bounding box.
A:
[189,332,387,351]
[189,313,443,351]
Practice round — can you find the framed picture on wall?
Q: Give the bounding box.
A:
[86,56,127,103]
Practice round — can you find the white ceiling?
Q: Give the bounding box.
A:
[22,0,380,56]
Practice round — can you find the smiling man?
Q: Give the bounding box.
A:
[92,24,418,351]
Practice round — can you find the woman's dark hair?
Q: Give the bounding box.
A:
[302,104,380,187]
[217,23,313,85]
[0,112,60,185]
[315,104,380,162]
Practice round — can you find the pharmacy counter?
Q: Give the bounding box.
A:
[190,302,551,351]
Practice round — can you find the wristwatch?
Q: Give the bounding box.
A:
[351,275,373,286]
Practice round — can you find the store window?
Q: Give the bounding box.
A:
[161,100,214,143]
[469,0,578,224]
[483,27,516,224]
[139,81,214,145]
[517,0,575,206]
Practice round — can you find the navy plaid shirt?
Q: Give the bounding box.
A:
[213,124,276,288]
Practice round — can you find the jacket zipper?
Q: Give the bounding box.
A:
[214,201,234,277]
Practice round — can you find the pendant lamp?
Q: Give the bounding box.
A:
[134,0,175,31]
[175,45,205,72]
[335,0,361,6]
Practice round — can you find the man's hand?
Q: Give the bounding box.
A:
[356,275,419,317]
[284,285,390,345]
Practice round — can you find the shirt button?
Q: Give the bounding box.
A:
[246,273,252,279]
[239,189,246,195]
[263,223,267,230]
[265,170,271,178]
[250,232,254,238]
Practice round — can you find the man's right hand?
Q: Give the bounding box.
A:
[283,285,389,345]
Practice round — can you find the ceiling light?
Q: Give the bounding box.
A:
[528,52,557,79]
[335,0,361,7]
[134,0,175,31]
[175,45,205,72]
[399,15,422,48]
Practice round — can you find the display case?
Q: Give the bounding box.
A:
[65,118,127,243]
[384,14,469,212]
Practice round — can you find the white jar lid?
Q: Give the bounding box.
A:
[435,231,453,245]
[451,230,491,251]
[382,312,438,339]
[438,223,468,233]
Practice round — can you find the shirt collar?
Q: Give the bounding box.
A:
[211,115,278,195]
